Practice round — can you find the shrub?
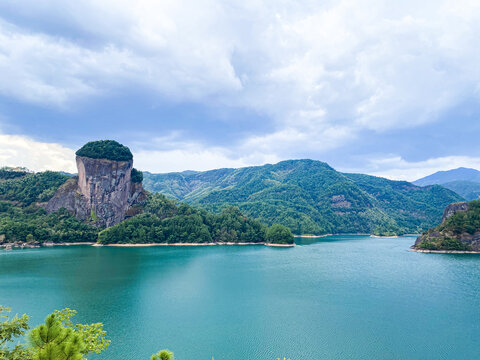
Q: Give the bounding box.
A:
[76,140,133,161]
[266,224,294,244]
[131,168,143,183]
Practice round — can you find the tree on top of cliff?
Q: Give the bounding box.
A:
[76,140,133,161]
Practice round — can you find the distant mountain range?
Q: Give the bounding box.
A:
[143,159,463,236]
[414,167,480,201]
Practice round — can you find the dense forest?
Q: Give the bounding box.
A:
[98,194,287,245]
[0,171,98,244]
[75,140,133,161]
[143,159,464,236]
[0,169,293,246]
[415,200,480,251]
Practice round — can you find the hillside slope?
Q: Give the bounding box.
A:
[441,181,480,201]
[414,200,480,251]
[143,160,463,235]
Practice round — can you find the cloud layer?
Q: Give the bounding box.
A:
[0,0,479,177]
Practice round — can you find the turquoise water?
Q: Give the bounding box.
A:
[1,235,480,359]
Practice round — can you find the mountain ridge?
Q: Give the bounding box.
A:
[143,159,464,236]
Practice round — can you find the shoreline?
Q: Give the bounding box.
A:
[93,242,295,248]
[410,247,480,254]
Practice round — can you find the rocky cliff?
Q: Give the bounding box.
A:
[441,202,469,222]
[414,200,480,251]
[47,154,146,228]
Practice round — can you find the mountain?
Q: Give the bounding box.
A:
[413,167,480,200]
[143,159,464,236]
[413,167,480,186]
[0,140,293,247]
[440,181,480,201]
[47,140,147,227]
[414,200,480,251]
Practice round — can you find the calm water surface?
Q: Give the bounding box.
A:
[1,235,480,360]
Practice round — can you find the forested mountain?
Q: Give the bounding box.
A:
[143,159,464,236]
[0,167,292,245]
[440,181,480,201]
[413,167,480,200]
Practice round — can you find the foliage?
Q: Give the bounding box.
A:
[131,168,144,183]
[266,224,294,244]
[53,309,110,355]
[0,171,68,205]
[441,180,480,201]
[0,167,29,181]
[0,306,30,360]
[75,140,133,162]
[151,349,174,360]
[28,314,86,360]
[1,306,110,360]
[415,200,480,250]
[98,194,272,245]
[0,204,98,244]
[143,159,463,235]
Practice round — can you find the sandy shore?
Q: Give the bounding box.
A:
[410,248,480,254]
[294,234,331,238]
[93,242,295,247]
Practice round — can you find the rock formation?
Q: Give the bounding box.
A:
[47,143,147,228]
[441,202,469,222]
[414,201,480,251]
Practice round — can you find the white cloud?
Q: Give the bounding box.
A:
[132,133,281,172]
[0,134,76,172]
[362,155,480,181]
[0,0,480,172]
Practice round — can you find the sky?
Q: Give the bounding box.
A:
[0,0,479,181]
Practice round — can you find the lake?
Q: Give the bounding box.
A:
[1,235,480,359]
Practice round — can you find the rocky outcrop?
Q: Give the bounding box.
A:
[414,201,480,251]
[441,202,469,222]
[47,156,146,227]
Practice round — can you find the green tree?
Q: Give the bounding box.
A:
[53,309,110,355]
[0,306,31,360]
[28,314,85,360]
[151,349,174,360]
[266,224,294,244]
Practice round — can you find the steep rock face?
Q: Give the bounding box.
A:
[47,156,146,227]
[441,202,469,222]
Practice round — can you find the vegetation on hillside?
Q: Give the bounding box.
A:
[75,140,133,161]
[0,171,69,205]
[415,200,480,250]
[98,194,293,245]
[0,167,29,181]
[0,170,97,244]
[143,160,463,236]
[441,180,480,201]
[0,169,291,245]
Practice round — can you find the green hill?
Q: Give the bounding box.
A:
[414,200,480,251]
[440,180,480,201]
[143,159,464,236]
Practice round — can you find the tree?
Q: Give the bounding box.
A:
[53,308,110,355]
[151,349,174,360]
[266,224,294,244]
[1,306,110,360]
[28,314,85,360]
[0,306,31,360]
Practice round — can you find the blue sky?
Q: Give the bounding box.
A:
[0,0,479,180]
